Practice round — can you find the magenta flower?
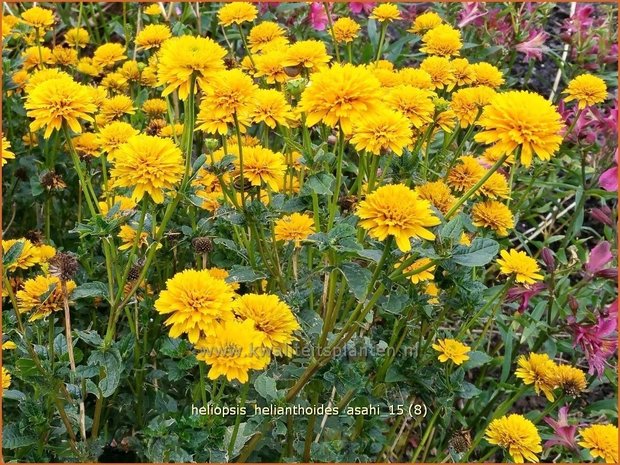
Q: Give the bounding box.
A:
[568,299,618,377]
[599,149,618,192]
[585,241,614,275]
[516,29,548,62]
[349,2,375,15]
[457,2,487,28]
[544,406,578,450]
[590,206,614,227]
[506,283,546,313]
[308,3,328,31]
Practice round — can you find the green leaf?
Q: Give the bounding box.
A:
[302,173,335,196]
[462,351,493,370]
[71,282,109,301]
[452,238,499,267]
[15,358,38,377]
[2,424,37,449]
[75,329,104,347]
[224,422,252,459]
[340,262,372,301]
[254,373,279,401]
[88,348,123,398]
[440,214,464,241]
[2,240,24,268]
[458,381,482,399]
[227,265,267,283]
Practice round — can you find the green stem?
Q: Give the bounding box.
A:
[228,381,250,458]
[375,23,387,61]
[323,3,340,62]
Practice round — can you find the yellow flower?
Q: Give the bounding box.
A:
[333,17,360,43]
[253,49,290,84]
[117,225,149,251]
[16,275,76,322]
[92,43,127,68]
[369,3,401,22]
[447,155,485,192]
[476,91,564,167]
[65,27,89,48]
[143,4,162,16]
[432,338,470,365]
[135,24,171,49]
[110,135,184,204]
[21,6,55,30]
[356,184,441,252]
[72,132,101,158]
[420,56,455,90]
[471,200,514,237]
[2,239,54,271]
[98,195,137,217]
[553,364,587,396]
[236,145,286,191]
[386,86,435,129]
[195,319,270,383]
[217,2,257,26]
[563,74,607,109]
[450,86,496,127]
[402,257,436,284]
[97,122,139,160]
[154,269,236,343]
[274,213,315,247]
[2,15,19,40]
[247,89,295,129]
[282,40,331,72]
[578,424,618,463]
[101,95,136,121]
[397,68,434,89]
[497,249,544,285]
[234,293,301,356]
[21,46,53,71]
[157,35,227,100]
[408,11,443,34]
[515,352,557,401]
[142,99,168,118]
[2,367,11,390]
[52,46,78,66]
[76,57,101,77]
[479,172,510,200]
[420,24,462,57]
[248,21,288,53]
[483,145,515,165]
[2,137,15,166]
[2,340,16,351]
[200,69,257,122]
[25,68,72,93]
[25,77,96,139]
[471,62,505,88]
[449,58,475,89]
[424,282,440,304]
[414,181,457,215]
[485,414,542,463]
[298,63,382,133]
[350,109,413,156]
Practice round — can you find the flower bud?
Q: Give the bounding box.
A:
[568,295,580,314]
[590,207,614,227]
[595,268,618,280]
[541,248,556,273]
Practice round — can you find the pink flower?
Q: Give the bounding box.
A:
[599,149,618,192]
[516,29,548,62]
[309,3,328,31]
[585,241,614,275]
[458,2,487,28]
[568,300,618,377]
[349,2,375,15]
[590,206,614,227]
[544,406,578,450]
[506,283,546,313]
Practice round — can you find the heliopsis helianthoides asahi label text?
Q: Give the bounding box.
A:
[1,1,617,463]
